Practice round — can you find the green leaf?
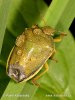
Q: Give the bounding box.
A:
[0,0,75,100]
[0,0,11,98]
[0,0,11,53]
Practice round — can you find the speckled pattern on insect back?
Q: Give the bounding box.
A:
[6,25,66,83]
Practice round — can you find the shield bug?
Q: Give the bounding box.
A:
[6,24,66,86]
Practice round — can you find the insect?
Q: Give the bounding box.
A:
[6,24,66,86]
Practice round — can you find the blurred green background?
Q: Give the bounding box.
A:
[0,0,75,100]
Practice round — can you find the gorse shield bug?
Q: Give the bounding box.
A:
[6,24,66,86]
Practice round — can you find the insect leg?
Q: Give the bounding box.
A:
[31,62,49,87]
[53,32,67,42]
[49,49,58,62]
[53,37,62,42]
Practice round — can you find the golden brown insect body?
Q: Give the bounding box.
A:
[6,25,65,83]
